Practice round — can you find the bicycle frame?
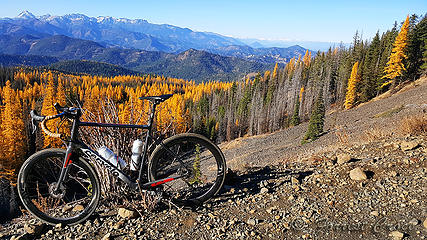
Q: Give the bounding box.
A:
[55,100,177,192]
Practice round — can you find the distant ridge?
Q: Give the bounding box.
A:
[48,60,141,77]
[0,35,270,82]
[0,54,58,66]
[1,11,309,63]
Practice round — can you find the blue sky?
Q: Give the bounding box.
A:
[1,0,426,43]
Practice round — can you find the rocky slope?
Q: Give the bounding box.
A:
[0,78,426,240]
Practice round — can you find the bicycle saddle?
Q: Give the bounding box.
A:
[139,94,174,102]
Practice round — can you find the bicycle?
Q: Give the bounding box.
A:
[17,94,226,225]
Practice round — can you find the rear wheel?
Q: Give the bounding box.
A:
[148,133,226,206]
[17,148,100,225]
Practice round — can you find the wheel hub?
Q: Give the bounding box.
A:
[49,182,66,199]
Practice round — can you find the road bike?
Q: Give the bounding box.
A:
[17,94,226,225]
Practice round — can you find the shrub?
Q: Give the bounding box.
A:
[399,114,427,135]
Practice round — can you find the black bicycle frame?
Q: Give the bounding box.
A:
[55,101,178,192]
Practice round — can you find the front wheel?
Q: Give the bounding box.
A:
[148,133,226,206]
[17,148,100,225]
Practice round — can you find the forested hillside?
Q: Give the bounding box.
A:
[48,60,142,77]
[0,14,425,181]
[0,34,271,82]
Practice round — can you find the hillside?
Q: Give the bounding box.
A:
[0,34,271,82]
[1,78,426,239]
[208,45,308,64]
[0,54,57,66]
[48,60,142,77]
[221,77,427,169]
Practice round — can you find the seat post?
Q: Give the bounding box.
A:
[148,101,159,128]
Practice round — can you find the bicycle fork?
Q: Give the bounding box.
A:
[54,114,80,193]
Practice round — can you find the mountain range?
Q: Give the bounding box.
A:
[0,11,310,81]
[0,34,269,81]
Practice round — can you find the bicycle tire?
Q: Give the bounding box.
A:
[148,133,226,206]
[17,148,100,225]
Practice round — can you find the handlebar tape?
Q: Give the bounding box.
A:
[41,115,62,138]
[30,110,45,122]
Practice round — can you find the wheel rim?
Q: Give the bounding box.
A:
[21,154,97,222]
[152,138,223,204]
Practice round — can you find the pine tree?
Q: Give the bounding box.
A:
[290,87,304,126]
[344,61,360,109]
[405,14,427,80]
[361,32,381,102]
[290,98,300,126]
[422,39,427,72]
[301,89,325,144]
[382,15,410,86]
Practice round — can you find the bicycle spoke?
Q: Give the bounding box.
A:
[149,134,226,205]
[18,149,99,225]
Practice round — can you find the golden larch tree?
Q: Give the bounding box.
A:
[344,62,360,109]
[302,50,311,67]
[41,73,62,147]
[382,15,410,85]
[299,86,305,102]
[272,63,279,79]
[1,81,26,171]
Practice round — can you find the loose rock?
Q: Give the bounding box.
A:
[247,218,257,226]
[102,233,111,240]
[349,167,367,180]
[291,177,299,185]
[370,211,379,216]
[260,187,269,194]
[72,204,84,212]
[350,167,368,181]
[389,231,404,240]
[337,153,352,164]
[400,140,419,151]
[118,208,138,219]
[24,223,44,235]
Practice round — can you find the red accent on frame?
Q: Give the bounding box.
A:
[64,153,72,168]
[150,178,174,187]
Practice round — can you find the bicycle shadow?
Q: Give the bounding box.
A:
[207,166,314,207]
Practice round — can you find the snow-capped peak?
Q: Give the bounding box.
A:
[16,10,36,19]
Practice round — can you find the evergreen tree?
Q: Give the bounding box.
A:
[382,15,410,86]
[290,86,304,126]
[301,88,325,144]
[405,14,427,80]
[421,40,427,72]
[290,98,300,126]
[361,32,381,102]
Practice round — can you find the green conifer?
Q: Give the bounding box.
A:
[301,89,325,144]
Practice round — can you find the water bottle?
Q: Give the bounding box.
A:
[97,146,127,169]
[130,139,143,171]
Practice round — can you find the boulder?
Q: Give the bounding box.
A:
[118,208,138,219]
[337,153,352,164]
[389,231,404,240]
[349,167,367,180]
